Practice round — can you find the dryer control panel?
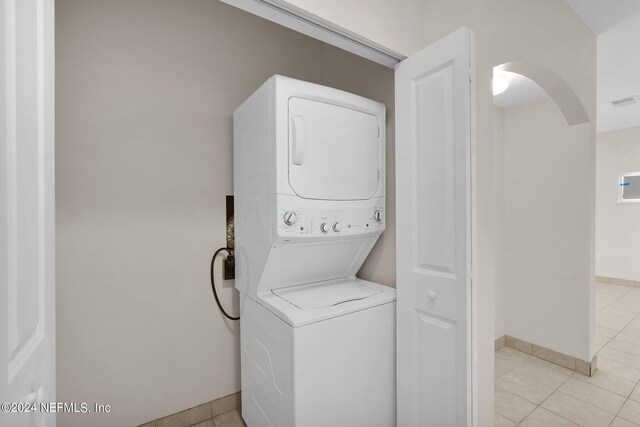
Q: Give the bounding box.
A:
[276,194,384,240]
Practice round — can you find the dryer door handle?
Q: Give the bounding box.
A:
[291,115,305,166]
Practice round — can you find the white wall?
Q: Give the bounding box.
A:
[55,1,394,426]
[493,105,507,339]
[495,98,592,359]
[596,126,640,281]
[282,0,424,56]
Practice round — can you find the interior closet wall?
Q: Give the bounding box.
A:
[55,1,394,426]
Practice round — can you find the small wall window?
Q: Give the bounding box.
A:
[619,172,640,203]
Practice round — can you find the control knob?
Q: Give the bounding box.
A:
[283,211,297,225]
[373,210,383,222]
[320,223,330,233]
[332,222,342,232]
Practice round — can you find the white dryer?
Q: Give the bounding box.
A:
[233,75,395,427]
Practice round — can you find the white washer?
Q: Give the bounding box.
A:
[233,75,395,427]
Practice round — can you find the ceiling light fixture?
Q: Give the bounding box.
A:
[493,75,509,96]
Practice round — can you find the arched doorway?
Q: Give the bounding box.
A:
[492,62,597,425]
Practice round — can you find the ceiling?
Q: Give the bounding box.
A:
[566,0,640,133]
[564,0,640,33]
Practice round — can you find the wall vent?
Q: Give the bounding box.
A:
[610,95,640,107]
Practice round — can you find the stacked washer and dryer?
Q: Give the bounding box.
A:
[233,75,396,427]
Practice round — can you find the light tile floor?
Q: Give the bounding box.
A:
[496,283,640,426]
[190,409,246,427]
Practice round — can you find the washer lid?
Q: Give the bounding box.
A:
[259,278,396,327]
[272,278,383,310]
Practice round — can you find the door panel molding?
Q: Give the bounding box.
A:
[1,0,55,425]
[396,27,475,426]
[6,0,47,384]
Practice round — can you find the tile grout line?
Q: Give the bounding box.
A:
[598,299,640,367]
[497,353,628,426]
[597,286,634,313]
[495,349,583,425]
[497,350,594,423]
[598,285,640,367]
[598,285,640,353]
[611,395,628,426]
[570,368,636,400]
[528,375,580,426]
[497,284,640,427]
[599,284,640,427]
[494,350,537,424]
[581,285,640,425]
[596,286,632,351]
[186,407,245,427]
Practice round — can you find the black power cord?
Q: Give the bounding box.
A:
[210,247,240,321]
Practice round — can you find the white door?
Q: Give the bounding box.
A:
[1,0,56,426]
[395,27,475,426]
